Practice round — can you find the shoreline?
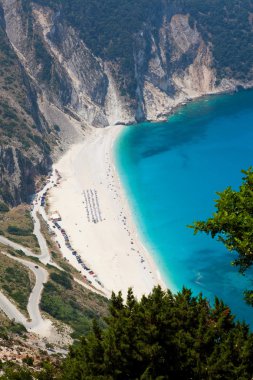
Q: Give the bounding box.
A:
[45,87,252,299]
[47,125,167,298]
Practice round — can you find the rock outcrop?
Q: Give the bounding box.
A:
[0,0,253,203]
[2,0,253,128]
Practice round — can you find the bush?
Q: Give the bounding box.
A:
[9,322,26,335]
[53,124,60,132]
[40,280,104,338]
[0,201,9,212]
[7,225,33,236]
[22,356,34,366]
[49,272,73,290]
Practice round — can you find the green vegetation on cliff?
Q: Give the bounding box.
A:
[40,268,108,338]
[0,252,34,314]
[176,0,253,81]
[0,21,48,148]
[0,205,39,252]
[0,202,9,212]
[32,0,160,96]
[31,0,253,96]
[0,9,53,205]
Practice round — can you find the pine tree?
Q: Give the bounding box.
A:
[60,287,253,379]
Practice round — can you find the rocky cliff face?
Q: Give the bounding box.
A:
[0,2,54,205]
[2,0,136,127]
[0,0,252,203]
[2,0,253,129]
[0,146,50,204]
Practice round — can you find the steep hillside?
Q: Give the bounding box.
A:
[0,0,253,203]
[174,0,253,81]
[0,4,52,205]
[2,0,253,128]
[31,0,253,96]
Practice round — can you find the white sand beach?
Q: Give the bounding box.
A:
[48,125,167,298]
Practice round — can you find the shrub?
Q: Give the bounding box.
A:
[49,272,73,290]
[0,201,9,212]
[7,225,33,236]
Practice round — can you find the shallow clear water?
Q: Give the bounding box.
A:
[115,89,253,326]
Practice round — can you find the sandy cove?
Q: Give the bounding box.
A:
[48,125,167,298]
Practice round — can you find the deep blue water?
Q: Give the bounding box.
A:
[115,89,253,326]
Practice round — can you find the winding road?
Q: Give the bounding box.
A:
[0,253,51,336]
[0,177,57,336]
[0,170,104,337]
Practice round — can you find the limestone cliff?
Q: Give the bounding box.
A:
[2,0,253,127]
[0,3,53,204]
[0,0,253,203]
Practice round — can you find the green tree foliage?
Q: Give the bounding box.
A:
[190,168,253,273]
[60,287,253,380]
[174,0,253,82]
[36,362,57,380]
[0,359,60,380]
[0,368,33,380]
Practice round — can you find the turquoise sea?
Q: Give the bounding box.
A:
[115,89,253,326]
